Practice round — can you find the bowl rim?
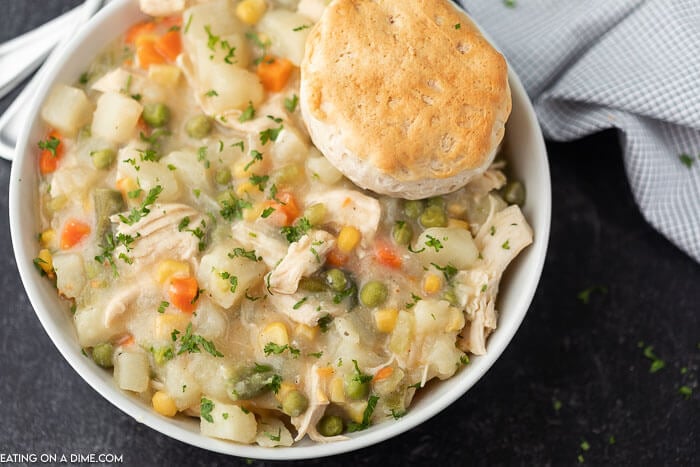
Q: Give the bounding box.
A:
[9,0,551,460]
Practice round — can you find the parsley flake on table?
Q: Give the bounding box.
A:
[641,344,665,373]
[577,285,608,304]
[679,153,696,168]
[679,385,693,399]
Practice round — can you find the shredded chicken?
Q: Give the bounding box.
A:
[231,222,288,269]
[455,205,533,354]
[103,283,142,326]
[305,188,381,244]
[464,168,507,197]
[266,292,344,327]
[267,230,335,294]
[291,364,348,443]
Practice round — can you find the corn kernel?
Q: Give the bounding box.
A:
[148,64,181,88]
[154,260,190,284]
[40,229,56,247]
[337,226,361,253]
[276,382,296,402]
[236,0,267,25]
[422,273,442,295]
[243,202,263,222]
[345,400,368,423]
[445,306,466,332]
[236,181,256,197]
[233,160,249,179]
[154,313,191,340]
[36,249,53,275]
[295,323,318,340]
[152,390,178,417]
[260,322,289,348]
[447,202,467,217]
[316,366,334,378]
[447,218,470,230]
[116,177,139,200]
[374,308,398,333]
[329,376,345,404]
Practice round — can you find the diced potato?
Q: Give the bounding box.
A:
[161,150,212,194]
[306,151,343,185]
[199,399,257,443]
[389,310,414,356]
[113,351,150,392]
[445,307,465,333]
[270,127,308,164]
[295,323,317,340]
[255,417,293,447]
[154,313,191,341]
[41,85,93,136]
[148,64,182,88]
[53,253,86,298]
[413,299,451,335]
[329,376,345,403]
[118,156,180,203]
[91,92,143,143]
[345,400,368,424]
[197,243,266,309]
[184,0,243,42]
[74,306,126,347]
[415,227,479,270]
[154,260,190,284]
[163,360,202,410]
[258,9,313,66]
[425,335,463,379]
[200,64,264,113]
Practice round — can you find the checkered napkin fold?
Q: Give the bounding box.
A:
[461,0,700,263]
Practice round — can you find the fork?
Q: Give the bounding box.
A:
[0,0,104,161]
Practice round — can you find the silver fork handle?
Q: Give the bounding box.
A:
[0,0,104,161]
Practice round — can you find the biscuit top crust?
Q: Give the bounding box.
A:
[302,0,511,181]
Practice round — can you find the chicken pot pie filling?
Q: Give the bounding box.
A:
[33,0,533,446]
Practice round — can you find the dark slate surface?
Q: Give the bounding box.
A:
[1,2,698,466]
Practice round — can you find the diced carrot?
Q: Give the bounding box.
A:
[256,56,294,92]
[136,36,166,69]
[38,130,63,174]
[154,30,182,61]
[373,366,394,382]
[158,15,183,30]
[60,219,91,250]
[116,334,135,346]
[326,248,348,267]
[276,192,300,226]
[375,240,402,269]
[125,21,156,44]
[169,277,199,313]
[316,366,335,378]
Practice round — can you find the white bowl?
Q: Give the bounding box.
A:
[9,0,551,460]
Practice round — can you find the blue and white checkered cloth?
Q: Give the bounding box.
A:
[461,0,700,263]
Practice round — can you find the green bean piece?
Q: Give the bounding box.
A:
[345,376,370,400]
[215,168,232,185]
[502,180,526,206]
[419,206,447,228]
[303,203,327,226]
[90,148,115,169]
[299,276,327,292]
[442,288,459,306]
[282,390,308,417]
[228,367,276,401]
[392,221,413,246]
[93,188,125,242]
[325,269,348,292]
[317,415,344,437]
[142,102,170,128]
[92,343,113,368]
[359,281,388,307]
[403,200,424,219]
[185,114,212,139]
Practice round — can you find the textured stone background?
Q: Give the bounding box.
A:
[1,1,698,465]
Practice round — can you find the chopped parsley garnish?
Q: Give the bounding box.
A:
[174,323,223,357]
[259,122,284,145]
[79,71,91,85]
[679,385,693,399]
[94,232,140,276]
[228,247,261,262]
[504,0,516,7]
[489,225,496,236]
[284,94,299,112]
[292,297,308,309]
[265,428,282,441]
[431,262,458,282]
[481,284,488,293]
[178,216,190,232]
[460,354,470,365]
[390,409,406,419]
[184,14,193,33]
[351,359,373,384]
[501,239,510,250]
[222,412,229,420]
[218,271,238,293]
[317,314,334,332]
[577,285,608,304]
[244,150,263,171]
[220,193,252,221]
[200,397,215,423]
[405,293,422,309]
[308,351,323,358]
[127,188,143,199]
[641,344,665,373]
[292,24,310,31]
[205,89,219,97]
[261,206,275,218]
[118,185,162,225]
[231,140,245,152]
[347,395,379,432]
[580,441,590,452]
[197,146,210,168]
[32,257,48,277]
[157,301,169,313]
[552,398,563,412]
[245,31,271,64]
[150,345,174,365]
[239,101,256,122]
[454,23,461,29]
[263,342,300,357]
[38,136,60,157]
[408,243,425,253]
[249,174,269,191]
[332,282,357,305]
[679,153,696,168]
[245,290,262,301]
[280,217,311,243]
[136,148,159,162]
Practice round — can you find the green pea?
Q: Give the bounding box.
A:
[142,102,170,128]
[345,375,370,400]
[392,221,413,246]
[426,197,445,209]
[282,390,308,417]
[303,203,326,226]
[185,114,212,139]
[273,164,302,186]
[403,200,424,219]
[92,343,113,368]
[215,168,232,185]
[317,415,344,437]
[90,148,116,170]
[299,276,327,292]
[325,269,348,292]
[360,280,388,307]
[419,206,447,228]
[502,180,526,206]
